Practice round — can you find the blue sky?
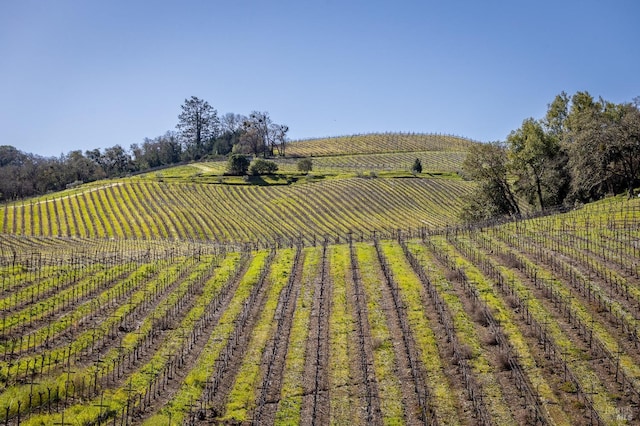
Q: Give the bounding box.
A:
[1,0,639,157]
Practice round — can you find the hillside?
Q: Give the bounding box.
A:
[0,133,476,245]
[286,132,475,157]
[4,133,640,425]
[0,195,639,425]
[0,178,472,244]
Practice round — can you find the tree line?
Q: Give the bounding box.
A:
[0,96,288,201]
[461,91,640,222]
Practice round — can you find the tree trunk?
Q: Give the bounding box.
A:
[535,175,545,211]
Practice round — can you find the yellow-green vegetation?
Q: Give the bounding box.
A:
[379,241,462,425]
[2,255,199,422]
[305,151,466,174]
[0,262,105,313]
[470,232,637,424]
[274,246,321,424]
[328,245,359,425]
[433,236,581,424]
[0,260,172,387]
[355,243,405,424]
[448,236,573,426]
[0,132,479,245]
[0,262,135,353]
[21,253,231,425]
[223,249,295,422]
[406,242,518,424]
[143,251,244,425]
[4,137,640,425]
[287,133,475,157]
[0,178,473,244]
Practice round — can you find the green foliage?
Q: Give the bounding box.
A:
[460,142,520,221]
[411,158,422,174]
[248,158,278,175]
[565,95,640,200]
[177,96,219,161]
[227,154,250,175]
[460,91,640,222]
[296,158,313,173]
[507,118,569,210]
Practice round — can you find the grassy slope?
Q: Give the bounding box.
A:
[0,132,640,424]
[0,133,476,244]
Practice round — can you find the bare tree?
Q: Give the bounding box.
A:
[243,111,288,157]
[220,112,247,135]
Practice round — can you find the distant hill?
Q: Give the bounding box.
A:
[286,132,477,157]
[0,132,478,245]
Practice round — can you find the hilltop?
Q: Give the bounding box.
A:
[286,132,475,157]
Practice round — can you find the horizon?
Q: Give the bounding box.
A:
[2,0,639,157]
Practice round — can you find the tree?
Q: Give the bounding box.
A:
[176,96,219,160]
[132,131,183,170]
[215,113,247,155]
[460,142,520,221]
[411,158,423,174]
[220,112,247,135]
[243,111,288,157]
[297,158,313,173]
[238,127,263,156]
[102,145,131,176]
[270,123,289,156]
[64,150,105,182]
[544,91,570,138]
[227,154,250,175]
[249,158,278,175]
[566,98,640,199]
[507,118,568,210]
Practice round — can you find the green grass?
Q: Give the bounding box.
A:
[274,247,321,425]
[223,249,295,422]
[0,178,472,244]
[379,241,461,425]
[415,238,528,423]
[355,243,405,425]
[143,252,244,425]
[328,245,359,425]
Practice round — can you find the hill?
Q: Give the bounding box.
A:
[286,132,475,157]
[1,195,639,425]
[5,133,640,424]
[0,174,472,245]
[0,133,476,245]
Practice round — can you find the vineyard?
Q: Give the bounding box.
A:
[285,132,475,157]
[1,133,639,425]
[0,194,637,425]
[0,178,472,245]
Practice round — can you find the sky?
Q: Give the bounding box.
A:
[1,0,639,157]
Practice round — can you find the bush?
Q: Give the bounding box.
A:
[227,154,250,175]
[249,158,279,175]
[412,158,423,174]
[297,158,313,173]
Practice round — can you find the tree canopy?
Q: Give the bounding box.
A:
[176,96,220,160]
[461,91,640,222]
[0,96,288,201]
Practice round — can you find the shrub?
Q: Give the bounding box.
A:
[249,158,279,175]
[412,158,423,174]
[297,158,313,173]
[227,154,250,175]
